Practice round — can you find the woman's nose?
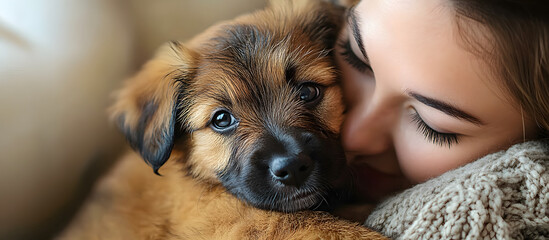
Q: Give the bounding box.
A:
[342,98,394,157]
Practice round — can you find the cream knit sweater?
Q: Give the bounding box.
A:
[365,141,549,239]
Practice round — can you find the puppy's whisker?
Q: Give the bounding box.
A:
[311,193,327,211]
[265,187,279,209]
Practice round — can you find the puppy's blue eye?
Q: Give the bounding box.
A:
[211,110,238,131]
[298,83,321,103]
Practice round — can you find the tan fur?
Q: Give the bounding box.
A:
[58,0,388,239]
[60,151,387,239]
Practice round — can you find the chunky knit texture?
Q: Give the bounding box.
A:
[365,141,549,240]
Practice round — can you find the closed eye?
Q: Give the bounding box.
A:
[410,110,459,147]
[338,39,373,73]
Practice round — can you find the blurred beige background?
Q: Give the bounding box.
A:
[0,0,266,239]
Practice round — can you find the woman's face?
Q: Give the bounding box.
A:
[336,0,536,201]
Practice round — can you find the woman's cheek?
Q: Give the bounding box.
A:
[396,136,477,183]
[395,137,430,183]
[394,124,455,183]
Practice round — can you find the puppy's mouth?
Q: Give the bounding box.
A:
[266,188,325,213]
[290,189,317,201]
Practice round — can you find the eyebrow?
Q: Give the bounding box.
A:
[348,6,368,60]
[407,91,484,125]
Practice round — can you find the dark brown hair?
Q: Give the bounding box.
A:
[451,0,549,137]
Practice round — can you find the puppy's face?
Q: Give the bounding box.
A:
[112,0,348,212]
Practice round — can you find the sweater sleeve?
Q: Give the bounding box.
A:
[364,141,549,240]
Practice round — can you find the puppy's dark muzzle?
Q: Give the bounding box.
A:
[220,126,348,212]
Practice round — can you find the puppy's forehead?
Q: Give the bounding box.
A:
[184,18,338,131]
[201,23,335,98]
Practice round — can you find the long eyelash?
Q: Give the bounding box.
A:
[337,39,373,73]
[411,112,459,147]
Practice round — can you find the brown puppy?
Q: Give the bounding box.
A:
[59,0,387,239]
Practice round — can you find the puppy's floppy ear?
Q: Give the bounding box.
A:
[110,42,196,174]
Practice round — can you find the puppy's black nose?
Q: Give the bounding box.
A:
[269,153,313,187]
